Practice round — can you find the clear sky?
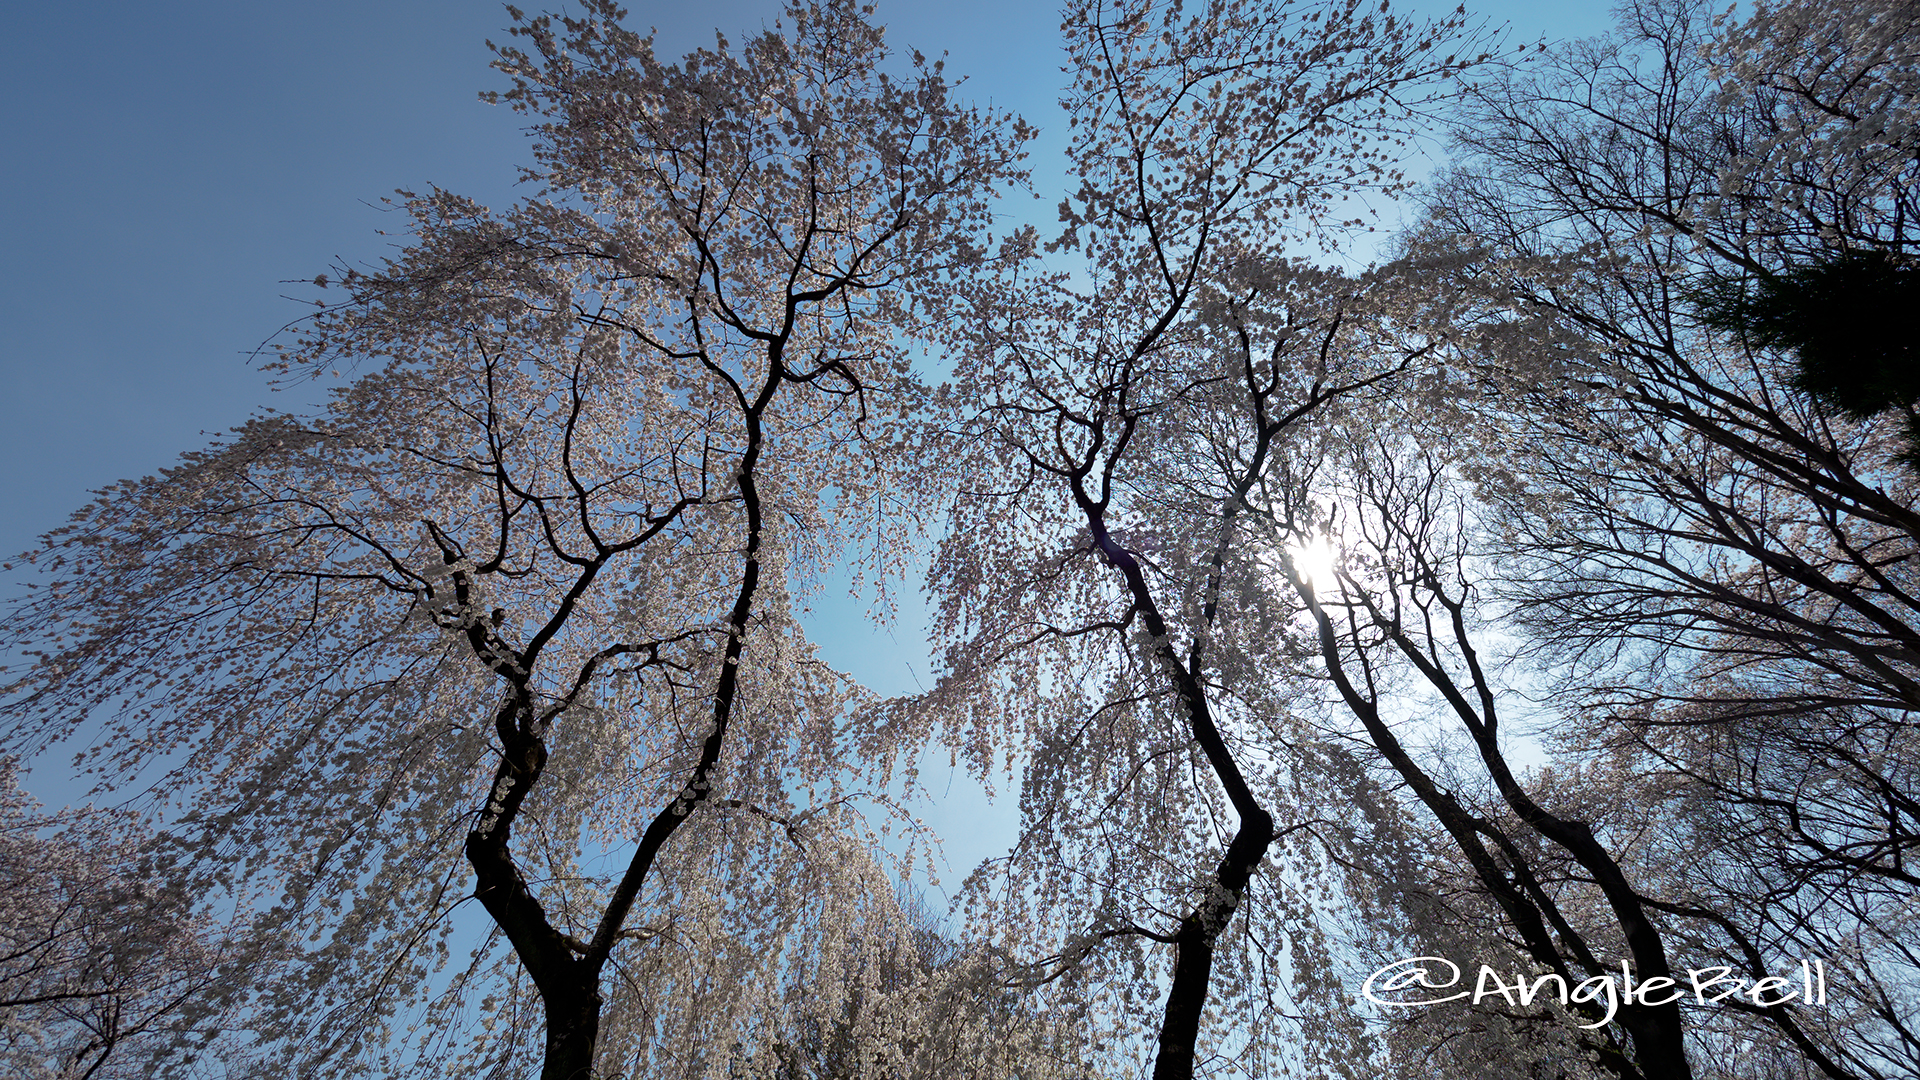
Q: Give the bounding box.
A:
[0,0,1616,885]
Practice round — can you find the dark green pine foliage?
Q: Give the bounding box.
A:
[1699,252,1920,462]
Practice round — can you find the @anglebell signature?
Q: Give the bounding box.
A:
[1362,956,1829,1030]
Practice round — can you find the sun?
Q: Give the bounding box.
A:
[1287,532,1339,592]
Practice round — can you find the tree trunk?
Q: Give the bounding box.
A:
[1152,920,1215,1080]
[1151,811,1273,1080]
[541,983,603,1080]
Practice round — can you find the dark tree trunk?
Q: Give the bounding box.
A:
[1082,493,1278,1080]
[1150,810,1274,1080]
[540,984,603,1080]
[1152,921,1216,1080]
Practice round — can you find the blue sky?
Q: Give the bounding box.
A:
[0,0,1614,884]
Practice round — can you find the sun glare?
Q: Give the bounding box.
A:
[1288,532,1339,592]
